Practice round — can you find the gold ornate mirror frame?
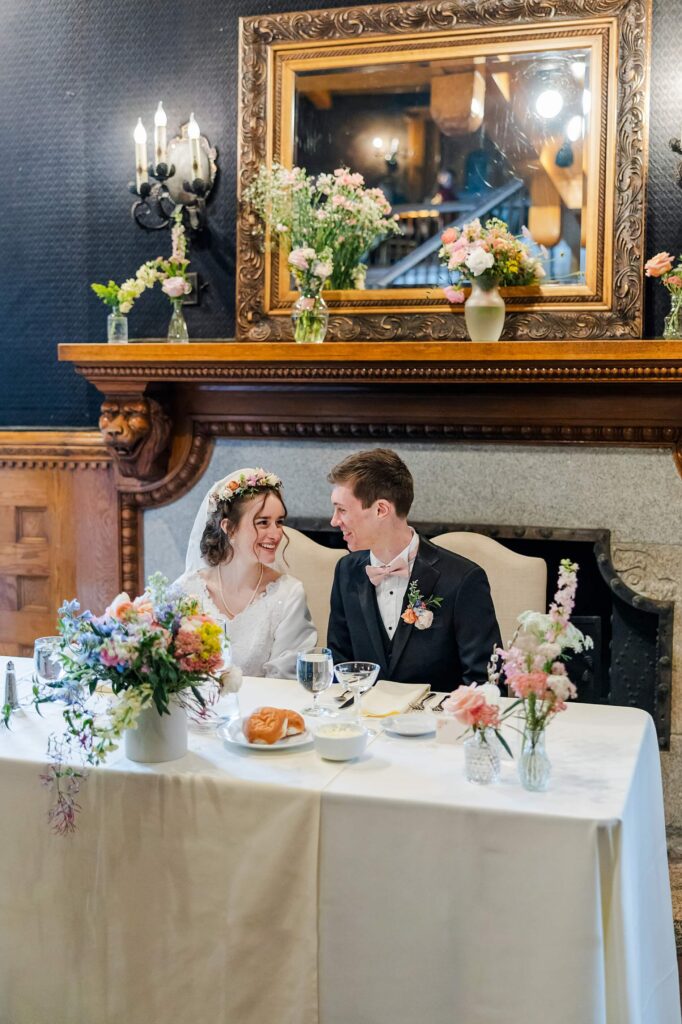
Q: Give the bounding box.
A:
[237,0,651,341]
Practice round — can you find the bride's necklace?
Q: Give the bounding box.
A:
[218,561,264,619]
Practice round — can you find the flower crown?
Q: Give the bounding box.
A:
[209,468,282,511]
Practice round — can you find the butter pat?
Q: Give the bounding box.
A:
[435,715,462,745]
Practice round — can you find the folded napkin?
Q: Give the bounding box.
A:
[361,680,430,718]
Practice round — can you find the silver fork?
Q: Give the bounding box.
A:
[410,690,436,711]
[430,694,450,713]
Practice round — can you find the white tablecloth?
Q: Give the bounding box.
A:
[0,658,678,1024]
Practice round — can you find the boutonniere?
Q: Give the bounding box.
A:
[401,579,443,631]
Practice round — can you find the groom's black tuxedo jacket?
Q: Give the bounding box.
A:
[327,536,502,692]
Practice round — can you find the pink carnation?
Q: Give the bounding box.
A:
[509,671,548,699]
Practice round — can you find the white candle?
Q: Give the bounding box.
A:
[154,102,167,167]
[188,112,201,181]
[133,118,148,192]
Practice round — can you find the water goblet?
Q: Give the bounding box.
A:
[333,662,380,723]
[33,636,64,693]
[297,647,334,715]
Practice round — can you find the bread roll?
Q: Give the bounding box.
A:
[243,707,305,745]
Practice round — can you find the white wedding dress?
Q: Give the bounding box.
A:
[175,569,317,679]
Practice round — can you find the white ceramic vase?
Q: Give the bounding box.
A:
[125,702,188,763]
[464,278,505,341]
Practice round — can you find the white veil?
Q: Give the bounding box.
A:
[185,468,282,574]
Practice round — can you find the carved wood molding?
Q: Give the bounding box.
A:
[118,427,215,593]
[73,362,682,384]
[0,430,111,469]
[237,0,651,340]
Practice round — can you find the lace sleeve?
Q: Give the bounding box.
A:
[262,577,318,679]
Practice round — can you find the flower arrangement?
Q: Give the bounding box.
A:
[138,207,192,302]
[209,468,282,510]
[401,580,442,630]
[91,277,149,315]
[244,163,400,291]
[37,573,226,833]
[443,681,513,757]
[494,559,592,788]
[439,218,546,304]
[644,251,682,339]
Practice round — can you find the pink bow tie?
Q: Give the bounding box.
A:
[366,559,410,585]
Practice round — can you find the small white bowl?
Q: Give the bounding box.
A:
[313,722,369,761]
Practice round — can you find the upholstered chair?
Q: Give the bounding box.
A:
[278,528,346,646]
[431,532,547,647]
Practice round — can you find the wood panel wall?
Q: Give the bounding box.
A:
[0,432,120,657]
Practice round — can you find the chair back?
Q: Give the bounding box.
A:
[431,532,547,647]
[279,527,346,646]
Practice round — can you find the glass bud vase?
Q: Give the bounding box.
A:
[291,292,329,344]
[464,278,505,342]
[518,729,551,791]
[463,728,501,785]
[107,305,128,344]
[167,298,189,343]
[663,293,682,340]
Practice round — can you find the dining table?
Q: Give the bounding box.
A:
[0,656,678,1024]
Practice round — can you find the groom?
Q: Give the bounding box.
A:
[327,449,501,691]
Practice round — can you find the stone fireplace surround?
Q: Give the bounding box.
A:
[145,438,682,830]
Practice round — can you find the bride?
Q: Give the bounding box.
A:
[175,467,317,677]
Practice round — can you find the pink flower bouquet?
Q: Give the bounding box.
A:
[495,559,592,756]
[644,251,682,339]
[439,217,545,304]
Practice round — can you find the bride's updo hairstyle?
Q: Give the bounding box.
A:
[200,468,287,567]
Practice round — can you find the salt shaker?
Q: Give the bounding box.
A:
[3,660,19,710]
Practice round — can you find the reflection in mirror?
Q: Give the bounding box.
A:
[293,50,591,289]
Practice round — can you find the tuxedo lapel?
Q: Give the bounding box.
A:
[355,556,387,666]
[387,540,441,678]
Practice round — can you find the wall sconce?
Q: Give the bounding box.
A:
[670,134,682,188]
[129,103,218,232]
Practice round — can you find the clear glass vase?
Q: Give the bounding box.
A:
[463,728,501,785]
[292,292,329,344]
[167,298,189,343]
[464,277,505,342]
[518,728,551,791]
[663,293,682,340]
[107,306,128,344]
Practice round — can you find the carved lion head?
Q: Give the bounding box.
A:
[99,397,171,481]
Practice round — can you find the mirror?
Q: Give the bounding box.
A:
[293,50,592,290]
[238,0,650,341]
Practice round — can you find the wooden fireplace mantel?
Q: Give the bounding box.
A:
[58,338,682,593]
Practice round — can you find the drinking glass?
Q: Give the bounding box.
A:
[333,662,380,723]
[297,647,334,715]
[33,636,64,692]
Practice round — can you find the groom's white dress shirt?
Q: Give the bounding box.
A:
[368,529,419,639]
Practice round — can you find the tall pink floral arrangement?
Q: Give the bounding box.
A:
[495,559,592,743]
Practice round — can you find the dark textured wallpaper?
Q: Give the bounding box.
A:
[0,0,681,427]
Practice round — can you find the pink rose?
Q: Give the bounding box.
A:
[645,252,674,277]
[162,276,191,298]
[443,286,465,304]
[667,275,682,288]
[443,683,486,726]
[441,228,458,244]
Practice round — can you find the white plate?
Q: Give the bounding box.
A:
[218,717,312,751]
[381,713,436,737]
